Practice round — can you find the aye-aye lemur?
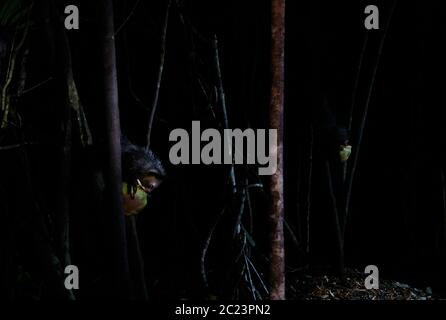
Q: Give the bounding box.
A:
[121,136,166,216]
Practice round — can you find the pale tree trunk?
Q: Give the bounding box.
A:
[269,0,285,301]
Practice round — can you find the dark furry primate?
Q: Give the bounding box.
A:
[309,99,351,277]
[120,136,166,215]
[121,136,166,188]
[314,102,351,164]
[75,136,166,219]
[66,137,166,297]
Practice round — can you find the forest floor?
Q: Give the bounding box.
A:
[288,268,436,300]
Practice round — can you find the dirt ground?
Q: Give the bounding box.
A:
[287,268,437,300]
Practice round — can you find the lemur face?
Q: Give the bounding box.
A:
[121,136,166,216]
[122,174,164,217]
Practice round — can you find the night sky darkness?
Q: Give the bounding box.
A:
[1,0,446,300]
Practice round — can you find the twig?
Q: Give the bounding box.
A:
[0,141,37,151]
[306,125,313,254]
[231,264,247,299]
[176,3,213,45]
[114,0,142,36]
[325,161,345,281]
[348,33,369,133]
[246,255,269,296]
[213,35,237,195]
[233,188,246,238]
[146,0,171,150]
[1,32,17,126]
[344,33,369,183]
[234,231,247,263]
[343,0,398,237]
[129,216,149,299]
[441,168,446,250]
[201,206,226,289]
[113,0,155,115]
[245,178,254,235]
[121,21,149,112]
[21,77,53,95]
[243,253,258,300]
[284,219,300,250]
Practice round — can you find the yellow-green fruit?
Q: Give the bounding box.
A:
[122,182,148,216]
[339,145,352,163]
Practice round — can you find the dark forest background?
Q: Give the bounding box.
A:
[1,0,446,300]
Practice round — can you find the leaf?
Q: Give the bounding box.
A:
[0,0,29,27]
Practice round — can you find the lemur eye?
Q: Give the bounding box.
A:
[138,175,162,193]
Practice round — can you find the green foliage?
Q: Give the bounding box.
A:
[0,0,33,129]
[0,0,30,27]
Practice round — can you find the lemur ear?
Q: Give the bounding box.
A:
[121,135,166,183]
[334,126,349,145]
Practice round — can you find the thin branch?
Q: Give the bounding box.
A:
[21,77,53,95]
[284,219,300,250]
[129,216,149,299]
[306,125,313,254]
[344,33,369,183]
[114,0,142,36]
[201,206,226,289]
[343,0,398,237]
[246,255,269,296]
[243,253,258,300]
[234,231,248,263]
[348,33,369,133]
[213,35,237,195]
[231,263,247,299]
[146,0,171,150]
[233,188,247,238]
[245,178,255,235]
[441,168,446,250]
[325,161,345,281]
[0,141,37,151]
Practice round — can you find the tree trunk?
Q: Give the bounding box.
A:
[99,0,130,298]
[269,0,285,301]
